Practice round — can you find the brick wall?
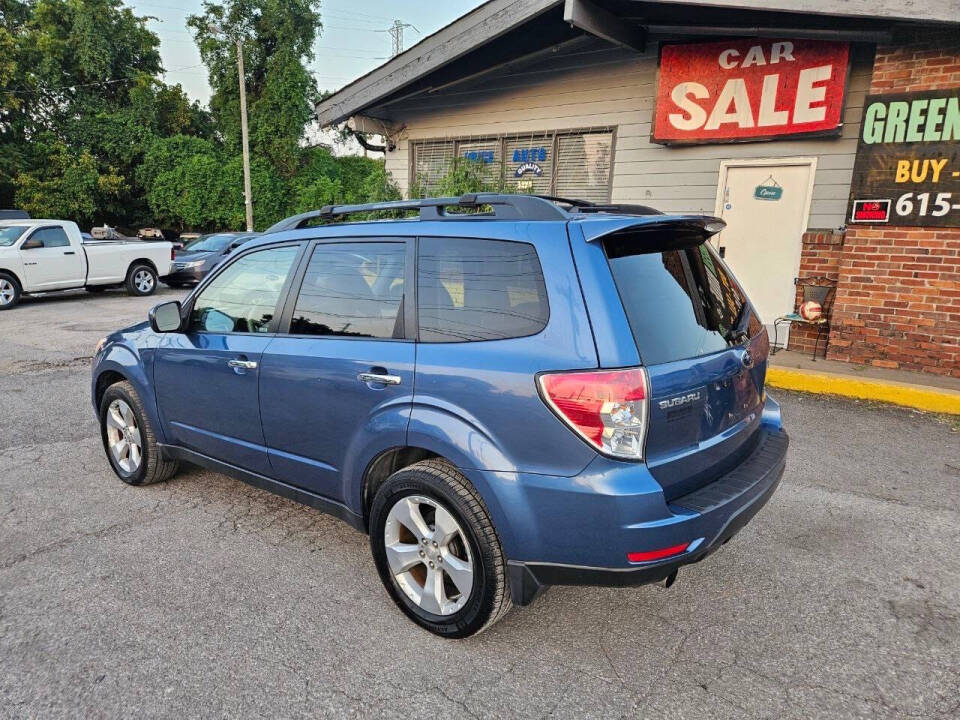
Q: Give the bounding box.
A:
[786,230,844,357]
[826,29,960,378]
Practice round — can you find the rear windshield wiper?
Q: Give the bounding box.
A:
[724,302,752,344]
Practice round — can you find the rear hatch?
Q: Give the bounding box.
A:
[601,222,768,501]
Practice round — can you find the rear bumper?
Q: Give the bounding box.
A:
[503,423,788,605]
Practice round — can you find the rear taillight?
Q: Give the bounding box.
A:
[627,542,689,563]
[537,367,649,460]
[171,247,175,261]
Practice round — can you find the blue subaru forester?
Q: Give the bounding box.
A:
[92,194,787,638]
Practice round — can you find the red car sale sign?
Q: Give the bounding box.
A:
[652,39,850,144]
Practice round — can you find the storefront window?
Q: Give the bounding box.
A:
[411,129,613,201]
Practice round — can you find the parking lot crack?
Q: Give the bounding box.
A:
[0,515,156,571]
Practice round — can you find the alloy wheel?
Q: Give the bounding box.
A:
[105,399,142,473]
[0,278,15,306]
[134,270,154,293]
[383,495,474,616]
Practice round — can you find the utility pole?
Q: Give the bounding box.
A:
[387,19,419,57]
[235,38,253,232]
[210,23,254,231]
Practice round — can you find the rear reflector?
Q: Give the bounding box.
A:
[537,367,648,460]
[627,542,689,563]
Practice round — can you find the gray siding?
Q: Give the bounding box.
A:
[381,38,871,229]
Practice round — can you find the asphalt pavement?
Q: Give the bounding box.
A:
[1,288,958,719]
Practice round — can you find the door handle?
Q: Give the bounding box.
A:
[228,359,258,370]
[358,372,401,386]
[64,251,76,255]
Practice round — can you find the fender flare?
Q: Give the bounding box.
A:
[92,344,167,443]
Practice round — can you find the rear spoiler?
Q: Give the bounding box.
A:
[575,215,726,244]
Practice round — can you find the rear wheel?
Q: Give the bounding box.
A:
[369,459,512,638]
[126,264,157,296]
[99,381,179,485]
[0,273,20,310]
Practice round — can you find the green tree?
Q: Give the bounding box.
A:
[188,0,321,177]
[1,0,213,221]
[139,135,236,230]
[14,142,122,223]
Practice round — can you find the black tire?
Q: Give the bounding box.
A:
[85,285,107,293]
[99,380,179,486]
[125,263,157,296]
[369,459,512,638]
[0,271,21,310]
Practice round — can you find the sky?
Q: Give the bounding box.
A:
[130,1,487,107]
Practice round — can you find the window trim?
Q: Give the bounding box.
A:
[181,240,308,337]
[409,126,617,202]
[414,235,551,344]
[275,236,417,343]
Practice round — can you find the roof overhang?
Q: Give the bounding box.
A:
[315,0,959,128]
[315,0,563,127]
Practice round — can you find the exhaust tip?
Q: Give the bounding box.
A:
[664,570,678,589]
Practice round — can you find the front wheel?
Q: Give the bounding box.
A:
[0,272,21,310]
[126,264,157,296]
[99,381,179,485]
[369,459,512,638]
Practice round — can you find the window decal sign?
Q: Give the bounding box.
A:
[848,89,960,227]
[462,149,495,163]
[652,39,850,145]
[513,146,546,163]
[514,162,543,177]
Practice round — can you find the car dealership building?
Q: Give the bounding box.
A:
[316,0,960,377]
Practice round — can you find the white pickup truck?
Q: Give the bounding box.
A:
[0,219,174,310]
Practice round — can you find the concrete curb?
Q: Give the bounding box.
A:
[766,367,960,415]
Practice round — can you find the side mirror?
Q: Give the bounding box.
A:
[149,301,183,333]
[21,237,42,250]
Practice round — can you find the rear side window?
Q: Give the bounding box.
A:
[289,242,405,339]
[605,233,760,365]
[417,237,549,342]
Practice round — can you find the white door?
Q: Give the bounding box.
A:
[714,159,816,338]
[19,226,84,290]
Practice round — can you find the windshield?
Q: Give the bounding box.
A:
[605,233,761,365]
[0,226,28,247]
[182,233,237,252]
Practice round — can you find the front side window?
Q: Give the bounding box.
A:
[28,227,71,248]
[189,245,298,333]
[417,237,549,342]
[289,242,405,339]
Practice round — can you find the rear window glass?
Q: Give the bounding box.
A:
[605,233,760,365]
[417,237,549,342]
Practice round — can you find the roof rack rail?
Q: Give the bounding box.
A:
[263,193,568,233]
[529,195,663,216]
[568,203,664,216]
